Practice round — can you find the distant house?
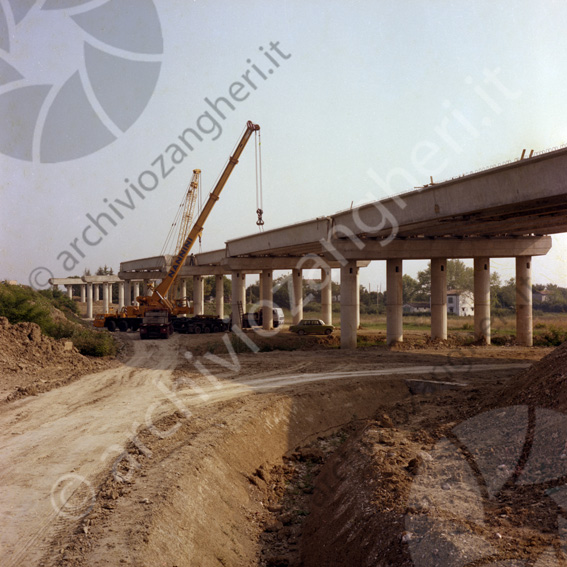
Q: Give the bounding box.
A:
[403,302,430,314]
[447,290,474,316]
[533,289,552,303]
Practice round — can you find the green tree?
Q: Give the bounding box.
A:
[417,260,474,294]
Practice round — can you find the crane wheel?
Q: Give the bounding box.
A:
[118,320,129,332]
[106,320,117,332]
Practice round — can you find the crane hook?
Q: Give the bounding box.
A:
[256,208,264,227]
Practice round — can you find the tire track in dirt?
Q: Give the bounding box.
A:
[0,337,182,567]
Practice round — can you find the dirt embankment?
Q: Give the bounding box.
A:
[34,337,539,567]
[1,325,555,567]
[299,342,567,567]
[0,317,116,401]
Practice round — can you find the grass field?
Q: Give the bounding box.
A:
[196,303,567,346]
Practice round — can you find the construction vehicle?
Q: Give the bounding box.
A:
[172,315,230,334]
[241,307,285,329]
[139,309,174,340]
[94,120,261,332]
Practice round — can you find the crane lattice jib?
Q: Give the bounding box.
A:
[175,169,200,254]
[152,121,260,302]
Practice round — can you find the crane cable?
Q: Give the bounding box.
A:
[255,129,264,230]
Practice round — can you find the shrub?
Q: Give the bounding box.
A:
[0,284,116,357]
[70,328,117,357]
[39,288,79,315]
[0,284,52,332]
[534,327,567,347]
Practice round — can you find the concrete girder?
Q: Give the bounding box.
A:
[218,148,567,259]
[323,236,551,261]
[81,275,122,283]
[49,277,83,285]
[220,256,370,271]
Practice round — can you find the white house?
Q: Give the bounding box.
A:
[403,302,430,314]
[533,289,552,303]
[447,290,474,316]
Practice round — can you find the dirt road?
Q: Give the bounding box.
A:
[0,333,543,567]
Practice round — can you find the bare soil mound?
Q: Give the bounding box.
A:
[0,317,116,401]
[497,340,567,410]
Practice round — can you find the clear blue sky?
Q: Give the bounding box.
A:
[2,0,567,291]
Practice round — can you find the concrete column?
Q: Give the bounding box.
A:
[474,257,491,344]
[291,269,303,324]
[386,259,403,345]
[94,284,100,301]
[431,258,447,340]
[80,284,86,303]
[86,283,93,319]
[124,281,131,306]
[321,268,332,325]
[516,256,533,347]
[240,275,247,311]
[181,278,187,300]
[259,274,265,306]
[134,282,140,303]
[340,261,359,349]
[102,282,110,313]
[215,275,224,318]
[142,281,148,296]
[231,271,245,328]
[66,285,73,300]
[118,282,125,309]
[262,270,273,330]
[193,276,204,315]
[356,277,360,329]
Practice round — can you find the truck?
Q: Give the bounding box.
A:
[93,120,261,334]
[172,315,230,334]
[242,307,285,329]
[139,309,174,340]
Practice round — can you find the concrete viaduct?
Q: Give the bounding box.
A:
[52,146,567,348]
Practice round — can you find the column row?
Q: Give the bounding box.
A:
[339,256,533,349]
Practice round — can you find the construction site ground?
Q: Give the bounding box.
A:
[2,320,564,567]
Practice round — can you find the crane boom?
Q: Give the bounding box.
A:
[150,120,260,303]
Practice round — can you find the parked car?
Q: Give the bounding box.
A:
[139,309,173,340]
[290,319,334,336]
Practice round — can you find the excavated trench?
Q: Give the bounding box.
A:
[48,374,415,566]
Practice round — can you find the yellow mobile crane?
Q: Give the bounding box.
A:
[94,120,260,332]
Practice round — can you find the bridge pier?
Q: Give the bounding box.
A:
[86,283,93,319]
[321,268,332,325]
[180,278,187,302]
[291,269,303,324]
[94,284,100,302]
[118,282,125,310]
[431,258,447,340]
[193,276,204,315]
[262,270,274,330]
[102,283,110,314]
[231,271,245,328]
[386,259,403,345]
[474,257,491,344]
[123,281,130,306]
[340,261,359,349]
[80,284,86,303]
[516,256,533,346]
[215,275,224,318]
